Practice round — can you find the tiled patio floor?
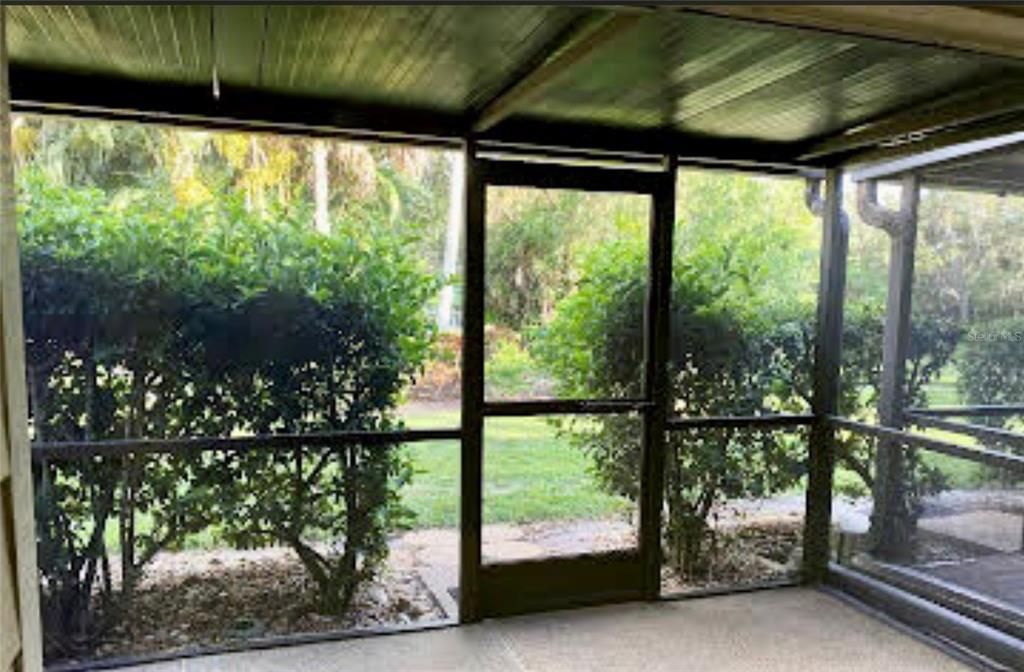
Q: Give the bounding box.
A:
[130,588,970,672]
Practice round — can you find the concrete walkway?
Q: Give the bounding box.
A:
[131,588,970,671]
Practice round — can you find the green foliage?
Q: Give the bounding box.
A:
[915,189,1024,323]
[20,169,435,656]
[485,336,543,399]
[536,171,962,578]
[14,117,162,191]
[485,191,587,331]
[537,171,817,577]
[533,236,650,401]
[484,189,647,332]
[958,317,1024,407]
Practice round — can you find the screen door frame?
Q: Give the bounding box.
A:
[458,148,676,620]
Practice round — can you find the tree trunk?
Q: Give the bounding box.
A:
[27,361,49,443]
[343,445,360,580]
[436,152,464,331]
[289,539,358,615]
[313,140,330,234]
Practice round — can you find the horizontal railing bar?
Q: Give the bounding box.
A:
[33,428,463,462]
[905,413,1024,451]
[826,563,1024,671]
[667,413,815,430]
[828,416,1024,473]
[905,404,1024,417]
[861,560,1024,641]
[482,399,651,417]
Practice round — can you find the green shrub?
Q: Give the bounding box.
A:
[486,336,544,399]
[20,171,434,656]
[536,234,808,576]
[536,229,961,576]
[959,317,1024,407]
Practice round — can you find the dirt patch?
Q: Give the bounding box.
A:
[407,362,460,401]
[407,334,462,402]
[482,520,636,562]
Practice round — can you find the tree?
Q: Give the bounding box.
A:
[484,188,647,332]
[916,189,1024,324]
[12,116,161,191]
[436,152,463,331]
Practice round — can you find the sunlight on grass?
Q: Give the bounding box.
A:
[399,403,630,528]
[398,407,631,528]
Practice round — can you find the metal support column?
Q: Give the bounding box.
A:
[803,169,848,583]
[459,141,484,623]
[640,156,676,599]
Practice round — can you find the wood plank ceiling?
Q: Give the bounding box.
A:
[6,5,1024,167]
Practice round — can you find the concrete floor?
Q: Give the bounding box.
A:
[133,588,970,672]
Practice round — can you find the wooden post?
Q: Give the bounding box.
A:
[859,174,921,560]
[803,169,848,583]
[640,156,676,599]
[1,6,44,670]
[459,140,484,623]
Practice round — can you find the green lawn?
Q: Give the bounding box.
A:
[919,365,988,488]
[923,363,961,408]
[399,407,631,528]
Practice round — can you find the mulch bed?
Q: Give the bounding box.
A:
[661,520,803,593]
[75,550,445,663]
[58,517,805,664]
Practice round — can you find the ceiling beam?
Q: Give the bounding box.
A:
[683,5,1024,61]
[9,66,465,148]
[800,79,1024,161]
[846,119,1024,175]
[472,13,641,133]
[479,117,814,168]
[922,175,1024,195]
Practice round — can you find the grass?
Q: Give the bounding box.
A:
[399,407,631,528]
[919,364,989,488]
[923,363,961,408]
